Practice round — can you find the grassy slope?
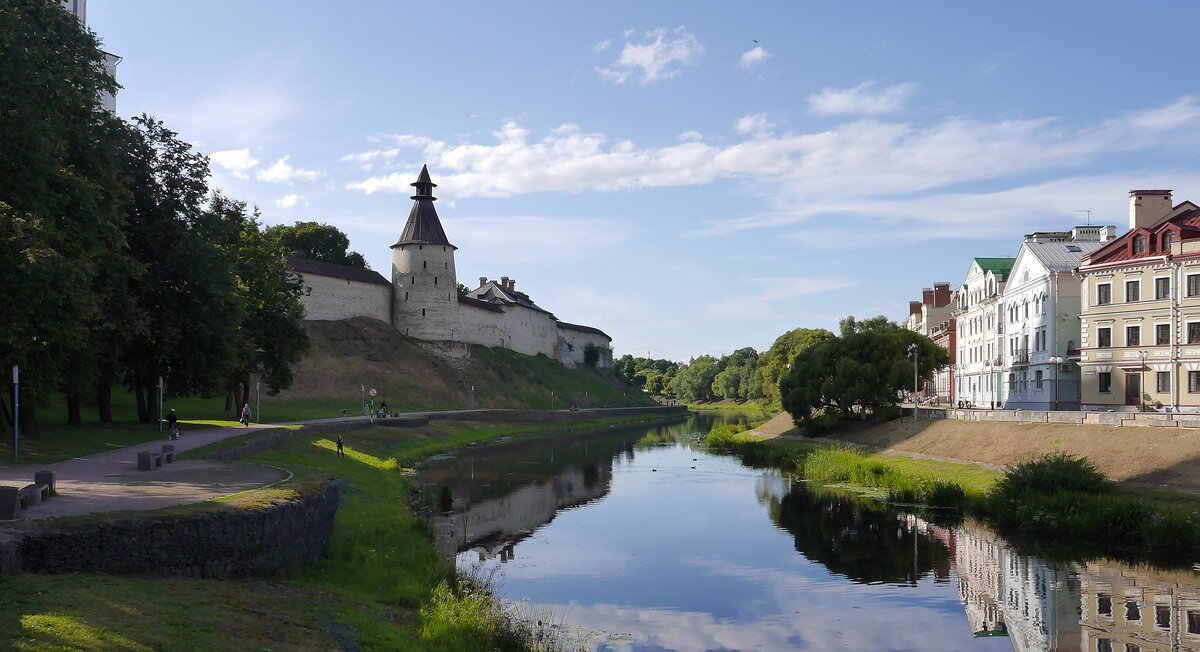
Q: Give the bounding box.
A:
[0,416,682,650]
[0,317,650,464]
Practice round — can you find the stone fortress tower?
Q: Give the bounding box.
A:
[291,165,614,368]
[391,165,459,340]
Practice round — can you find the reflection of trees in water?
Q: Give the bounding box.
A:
[770,483,951,585]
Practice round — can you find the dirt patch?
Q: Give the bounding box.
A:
[757,412,1200,493]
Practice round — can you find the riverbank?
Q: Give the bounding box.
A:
[0,412,683,650]
[752,412,1200,493]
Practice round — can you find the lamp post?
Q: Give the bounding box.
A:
[983,360,991,409]
[1048,356,1063,411]
[11,365,18,464]
[1138,350,1147,412]
[907,343,919,422]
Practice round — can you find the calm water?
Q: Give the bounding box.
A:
[415,412,1200,652]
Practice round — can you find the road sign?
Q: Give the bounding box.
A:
[369,388,377,397]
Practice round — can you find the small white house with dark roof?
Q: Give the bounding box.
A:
[292,166,613,368]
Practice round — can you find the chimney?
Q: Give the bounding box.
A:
[508,278,516,291]
[921,288,934,306]
[1129,189,1173,230]
[500,276,509,291]
[933,283,951,307]
[909,301,922,317]
[479,276,487,287]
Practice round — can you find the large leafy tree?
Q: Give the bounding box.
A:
[779,328,949,433]
[0,0,124,435]
[207,195,310,409]
[758,328,836,404]
[669,355,720,403]
[265,221,367,268]
[839,315,898,336]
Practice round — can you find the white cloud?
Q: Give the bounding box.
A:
[739,45,771,70]
[257,156,321,184]
[449,215,632,265]
[598,26,704,84]
[209,148,259,179]
[807,81,917,116]
[160,86,295,145]
[678,130,704,142]
[275,194,306,209]
[593,38,611,52]
[733,113,775,135]
[346,96,1200,245]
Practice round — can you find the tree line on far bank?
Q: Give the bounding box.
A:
[0,1,364,436]
[635,315,946,434]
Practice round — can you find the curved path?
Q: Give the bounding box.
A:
[0,417,369,522]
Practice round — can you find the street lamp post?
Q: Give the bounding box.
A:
[11,365,18,464]
[1139,350,1147,412]
[1048,356,1063,411]
[907,343,919,422]
[983,360,991,409]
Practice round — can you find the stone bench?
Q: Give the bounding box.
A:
[0,486,21,520]
[162,444,175,463]
[137,451,164,471]
[19,483,49,507]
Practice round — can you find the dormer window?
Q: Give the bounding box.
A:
[1163,230,1176,250]
[1133,234,1147,254]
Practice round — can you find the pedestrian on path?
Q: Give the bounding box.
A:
[166,408,179,440]
[240,403,252,426]
[336,434,345,457]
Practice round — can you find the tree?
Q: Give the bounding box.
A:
[670,356,719,403]
[265,221,367,268]
[0,0,124,436]
[758,329,836,404]
[779,329,949,433]
[839,315,898,336]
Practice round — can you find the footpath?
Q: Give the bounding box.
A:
[0,416,368,521]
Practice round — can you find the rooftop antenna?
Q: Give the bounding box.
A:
[1075,208,1092,226]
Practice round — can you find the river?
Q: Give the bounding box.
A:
[414,411,1200,652]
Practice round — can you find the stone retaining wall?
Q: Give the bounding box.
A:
[414,405,688,424]
[916,406,1200,428]
[212,420,374,461]
[0,479,338,578]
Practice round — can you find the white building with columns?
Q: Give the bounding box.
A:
[955,258,1014,408]
[999,227,1116,410]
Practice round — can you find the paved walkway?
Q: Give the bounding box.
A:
[0,417,369,522]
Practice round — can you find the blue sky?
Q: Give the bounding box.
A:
[87,1,1200,361]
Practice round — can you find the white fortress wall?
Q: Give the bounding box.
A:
[298,272,390,322]
[457,302,559,357]
[558,326,614,368]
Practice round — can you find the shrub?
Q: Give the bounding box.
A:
[993,453,1111,499]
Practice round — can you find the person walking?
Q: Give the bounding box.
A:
[166,408,179,440]
[240,403,252,426]
[336,434,345,457]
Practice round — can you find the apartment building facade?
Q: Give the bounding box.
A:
[1000,227,1115,410]
[1078,190,1200,412]
[904,282,955,401]
[955,258,1014,408]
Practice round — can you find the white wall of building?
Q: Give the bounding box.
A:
[299,274,390,322]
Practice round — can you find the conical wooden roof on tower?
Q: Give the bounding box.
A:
[393,164,454,248]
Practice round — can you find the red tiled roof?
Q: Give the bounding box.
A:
[1083,208,1200,266]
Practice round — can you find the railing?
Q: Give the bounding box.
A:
[1010,349,1030,365]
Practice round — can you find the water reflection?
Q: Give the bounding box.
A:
[414,411,1200,651]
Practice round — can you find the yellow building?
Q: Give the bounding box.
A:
[1078,190,1200,412]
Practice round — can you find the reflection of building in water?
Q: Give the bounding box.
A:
[950,522,1081,651]
[1079,562,1200,652]
[430,463,612,558]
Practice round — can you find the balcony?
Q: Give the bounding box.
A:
[1010,349,1030,366]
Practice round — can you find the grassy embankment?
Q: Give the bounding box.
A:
[705,421,1200,563]
[0,413,681,650]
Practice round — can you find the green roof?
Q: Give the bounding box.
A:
[974,257,1015,281]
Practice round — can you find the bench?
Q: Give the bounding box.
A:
[137,451,163,471]
[162,444,175,463]
[0,486,20,519]
[19,483,48,507]
[34,470,55,495]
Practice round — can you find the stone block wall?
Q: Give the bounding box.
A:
[3,479,339,578]
[300,274,390,322]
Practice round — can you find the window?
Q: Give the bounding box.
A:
[1190,274,1200,297]
[1127,600,1142,621]
[1097,638,1112,652]
[1190,371,1200,393]
[1157,605,1172,628]
[1157,372,1170,394]
[1189,611,1200,634]
[1157,323,1170,345]
[1134,234,1146,253]
[1190,322,1200,345]
[423,260,427,268]
[1156,277,1170,299]
[1035,370,1043,390]
[1098,283,1112,305]
[1126,325,1140,346]
[421,308,425,316]
[1126,280,1140,302]
[1164,230,1176,249]
[1099,595,1113,616]
[1099,373,1112,393]
[1126,644,1141,652]
[1098,327,1112,348]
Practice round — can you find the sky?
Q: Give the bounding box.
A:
[85,1,1200,362]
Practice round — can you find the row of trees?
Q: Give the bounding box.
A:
[1,1,315,435]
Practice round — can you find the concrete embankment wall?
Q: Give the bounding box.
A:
[400,405,689,425]
[914,407,1200,428]
[0,479,339,578]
